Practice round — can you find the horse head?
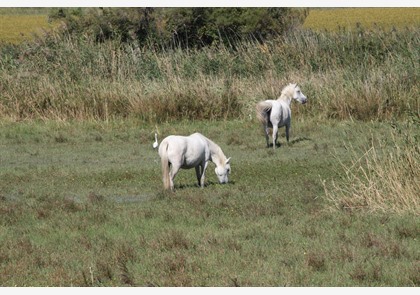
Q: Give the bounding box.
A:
[292,84,307,104]
[215,157,231,184]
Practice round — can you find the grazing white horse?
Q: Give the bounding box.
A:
[256,83,307,149]
[157,132,231,191]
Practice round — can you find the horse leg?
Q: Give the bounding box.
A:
[264,124,270,148]
[169,164,181,191]
[272,125,279,149]
[195,165,201,187]
[285,124,290,144]
[199,161,208,188]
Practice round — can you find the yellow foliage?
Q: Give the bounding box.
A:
[303,8,420,31]
[0,15,55,44]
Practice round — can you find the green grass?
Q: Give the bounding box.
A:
[1,119,418,286]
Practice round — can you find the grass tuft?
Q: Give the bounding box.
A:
[306,252,326,272]
[324,126,420,215]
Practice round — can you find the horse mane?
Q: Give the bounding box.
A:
[277,83,297,101]
[255,83,297,123]
[201,135,227,166]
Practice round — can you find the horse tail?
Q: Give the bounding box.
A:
[159,140,171,190]
[256,101,272,123]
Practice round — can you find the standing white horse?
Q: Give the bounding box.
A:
[256,83,307,149]
[157,132,231,191]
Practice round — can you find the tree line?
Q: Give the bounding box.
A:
[49,7,308,49]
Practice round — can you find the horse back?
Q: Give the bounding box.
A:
[256,99,291,127]
[161,134,209,168]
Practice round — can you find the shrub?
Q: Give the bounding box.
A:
[48,8,308,48]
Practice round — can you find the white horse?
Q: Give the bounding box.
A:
[255,83,307,149]
[157,132,231,191]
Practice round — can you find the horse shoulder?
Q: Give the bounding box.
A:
[183,134,208,161]
[190,133,208,146]
[279,102,291,125]
[279,100,291,113]
[270,101,282,118]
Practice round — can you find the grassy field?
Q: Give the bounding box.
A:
[303,8,420,31]
[0,119,419,286]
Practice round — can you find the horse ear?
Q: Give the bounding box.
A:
[226,157,231,164]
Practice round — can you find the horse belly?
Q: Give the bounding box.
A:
[182,149,205,168]
[181,161,201,169]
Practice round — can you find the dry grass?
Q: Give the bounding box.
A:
[128,77,243,122]
[324,129,420,215]
[1,26,418,122]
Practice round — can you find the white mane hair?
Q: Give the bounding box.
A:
[204,136,228,167]
[279,83,298,101]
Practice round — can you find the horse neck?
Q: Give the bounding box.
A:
[206,138,226,167]
[277,94,292,107]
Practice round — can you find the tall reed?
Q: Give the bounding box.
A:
[0,27,418,121]
[323,121,420,215]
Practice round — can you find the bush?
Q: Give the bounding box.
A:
[48,8,308,48]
